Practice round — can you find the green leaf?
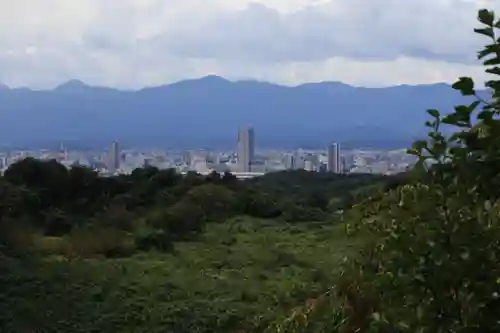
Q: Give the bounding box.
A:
[407,148,419,156]
[478,9,495,26]
[455,105,471,117]
[416,306,424,320]
[427,109,440,119]
[477,110,494,122]
[429,132,444,141]
[452,77,475,96]
[486,66,500,76]
[474,27,495,39]
[442,112,470,127]
[469,100,481,111]
[484,57,500,66]
[412,140,428,151]
[398,321,410,329]
[486,80,500,91]
[478,44,497,59]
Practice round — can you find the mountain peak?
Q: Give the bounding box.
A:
[195,75,231,85]
[200,74,228,81]
[55,79,89,91]
[164,75,231,90]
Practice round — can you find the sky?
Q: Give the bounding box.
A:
[0,0,498,89]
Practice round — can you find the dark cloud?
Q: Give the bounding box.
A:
[154,0,485,64]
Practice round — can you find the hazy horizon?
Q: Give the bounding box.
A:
[0,74,456,91]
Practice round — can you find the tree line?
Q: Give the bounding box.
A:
[0,157,401,257]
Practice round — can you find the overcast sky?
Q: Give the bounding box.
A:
[0,0,498,89]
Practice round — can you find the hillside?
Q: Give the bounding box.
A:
[0,76,484,148]
[0,158,398,332]
[1,220,358,333]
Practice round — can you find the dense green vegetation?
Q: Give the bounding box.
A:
[267,8,500,332]
[1,220,361,332]
[2,7,499,333]
[0,159,396,258]
[0,153,397,331]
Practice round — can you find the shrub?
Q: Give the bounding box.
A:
[43,209,73,236]
[67,227,135,258]
[281,203,327,223]
[184,184,237,221]
[32,235,70,256]
[96,204,136,231]
[0,217,37,257]
[134,227,173,252]
[163,200,206,236]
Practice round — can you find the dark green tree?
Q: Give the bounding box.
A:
[184,183,237,221]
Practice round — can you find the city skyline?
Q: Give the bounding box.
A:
[0,120,415,178]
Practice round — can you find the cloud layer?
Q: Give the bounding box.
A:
[0,0,498,88]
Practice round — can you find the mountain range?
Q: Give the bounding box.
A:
[0,75,482,150]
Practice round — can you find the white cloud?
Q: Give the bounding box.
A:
[0,0,497,88]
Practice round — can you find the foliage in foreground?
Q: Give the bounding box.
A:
[0,219,357,333]
[267,8,500,332]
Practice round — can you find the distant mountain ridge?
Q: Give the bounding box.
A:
[0,76,484,149]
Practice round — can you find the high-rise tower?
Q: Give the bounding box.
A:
[284,153,295,170]
[107,140,120,173]
[327,142,341,173]
[237,127,254,172]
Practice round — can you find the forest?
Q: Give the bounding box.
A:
[2,7,500,333]
[0,158,403,257]
[0,156,402,332]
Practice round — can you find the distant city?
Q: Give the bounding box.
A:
[0,127,416,178]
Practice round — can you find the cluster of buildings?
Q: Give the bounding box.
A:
[236,127,342,174]
[0,127,415,178]
[98,126,343,178]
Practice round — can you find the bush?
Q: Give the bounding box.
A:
[0,217,37,257]
[96,204,136,231]
[184,184,237,221]
[43,210,73,236]
[134,227,173,252]
[163,200,206,236]
[281,203,327,223]
[67,227,135,258]
[32,236,70,256]
[239,190,282,218]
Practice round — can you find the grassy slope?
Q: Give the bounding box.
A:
[0,217,358,333]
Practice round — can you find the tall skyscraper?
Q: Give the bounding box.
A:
[107,140,120,173]
[284,154,295,170]
[327,142,341,173]
[237,127,254,172]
